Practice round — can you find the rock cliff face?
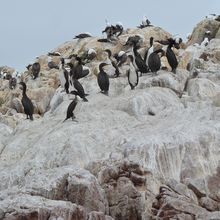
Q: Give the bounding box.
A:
[0,20,220,220]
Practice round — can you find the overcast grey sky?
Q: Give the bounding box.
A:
[0,0,219,72]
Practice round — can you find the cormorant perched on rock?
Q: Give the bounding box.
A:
[74,33,92,39]
[157,38,179,73]
[72,78,88,102]
[104,49,121,77]
[72,56,83,79]
[19,82,34,120]
[63,93,78,122]
[133,43,148,75]
[127,55,139,90]
[166,38,179,73]
[113,22,124,37]
[68,56,90,80]
[32,61,41,79]
[97,63,109,95]
[102,24,113,40]
[137,16,152,28]
[148,49,165,74]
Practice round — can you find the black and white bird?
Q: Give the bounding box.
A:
[132,43,148,75]
[59,58,70,94]
[19,82,34,120]
[104,49,121,77]
[116,51,128,67]
[144,37,154,68]
[138,16,151,28]
[127,55,139,90]
[97,63,109,95]
[114,22,124,37]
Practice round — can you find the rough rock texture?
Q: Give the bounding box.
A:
[187,18,220,45]
[1,20,220,219]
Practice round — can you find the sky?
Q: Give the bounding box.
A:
[0,0,219,72]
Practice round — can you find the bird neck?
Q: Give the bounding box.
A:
[22,86,27,95]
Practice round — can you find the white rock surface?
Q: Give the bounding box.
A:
[1,21,220,219]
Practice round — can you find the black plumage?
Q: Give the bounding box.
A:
[32,62,40,79]
[48,61,59,70]
[97,63,109,95]
[72,79,88,102]
[156,38,179,73]
[133,44,149,75]
[69,57,89,80]
[63,95,78,122]
[74,33,92,39]
[19,82,34,120]
[104,49,121,77]
[148,49,164,74]
[166,39,178,73]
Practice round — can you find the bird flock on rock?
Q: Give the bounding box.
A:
[0,15,218,121]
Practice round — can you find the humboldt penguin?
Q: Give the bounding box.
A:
[59,58,70,94]
[104,49,121,77]
[97,63,109,95]
[63,94,78,122]
[32,60,41,79]
[148,49,165,74]
[19,82,34,120]
[127,55,139,90]
[72,78,88,102]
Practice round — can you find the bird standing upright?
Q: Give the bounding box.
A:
[19,82,34,120]
[97,63,109,95]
